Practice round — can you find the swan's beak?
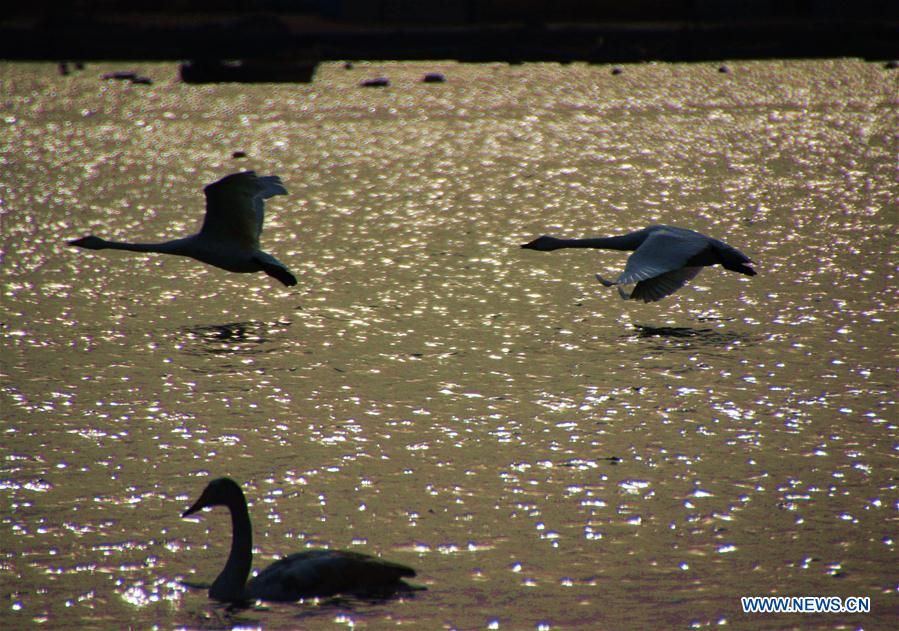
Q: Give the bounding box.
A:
[68,236,103,249]
[521,236,551,250]
[182,497,207,518]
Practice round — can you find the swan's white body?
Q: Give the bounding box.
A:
[69,172,296,286]
[522,225,756,302]
[182,478,418,603]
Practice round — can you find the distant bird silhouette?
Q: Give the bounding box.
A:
[522,225,756,302]
[182,477,419,603]
[69,172,296,286]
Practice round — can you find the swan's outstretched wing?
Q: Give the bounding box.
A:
[629,266,704,302]
[252,175,288,241]
[615,229,708,285]
[200,172,287,249]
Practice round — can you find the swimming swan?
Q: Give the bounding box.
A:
[69,172,297,286]
[522,225,756,302]
[182,477,419,602]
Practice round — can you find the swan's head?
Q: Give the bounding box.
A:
[68,235,106,250]
[183,477,244,517]
[521,235,563,251]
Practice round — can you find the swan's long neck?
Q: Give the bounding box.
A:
[95,237,193,255]
[552,233,646,251]
[209,496,253,601]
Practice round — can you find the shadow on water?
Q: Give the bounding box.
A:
[628,324,754,350]
[178,320,292,357]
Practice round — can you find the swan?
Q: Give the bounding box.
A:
[522,225,756,302]
[182,477,419,603]
[68,171,297,286]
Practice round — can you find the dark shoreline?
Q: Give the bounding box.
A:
[4,10,898,63]
[3,5,897,84]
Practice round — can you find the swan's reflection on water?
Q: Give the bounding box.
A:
[185,590,423,628]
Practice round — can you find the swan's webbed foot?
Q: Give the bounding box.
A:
[596,273,632,300]
[595,273,616,287]
[266,266,298,287]
[254,254,297,286]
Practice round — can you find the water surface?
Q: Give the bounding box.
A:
[1,59,897,629]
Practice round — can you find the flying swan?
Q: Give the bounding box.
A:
[69,171,296,286]
[522,225,756,302]
[182,477,419,602]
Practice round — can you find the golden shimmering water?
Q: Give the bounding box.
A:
[1,59,897,629]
